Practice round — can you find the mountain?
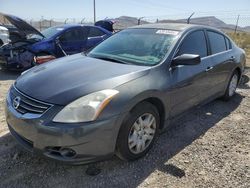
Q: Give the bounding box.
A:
[113,16,149,29]
[113,16,250,32]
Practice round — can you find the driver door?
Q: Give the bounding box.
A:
[57,28,87,56]
[169,30,211,117]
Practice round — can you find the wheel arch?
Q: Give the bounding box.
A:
[234,67,242,82]
[127,97,166,130]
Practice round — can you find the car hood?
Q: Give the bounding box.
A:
[15,53,150,105]
[1,13,44,38]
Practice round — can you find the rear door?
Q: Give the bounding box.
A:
[205,30,234,97]
[58,27,87,55]
[169,30,211,117]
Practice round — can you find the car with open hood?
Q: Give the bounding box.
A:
[0,13,112,70]
[5,23,245,164]
[0,25,10,46]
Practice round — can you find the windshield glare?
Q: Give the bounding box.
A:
[88,28,178,66]
[41,26,64,38]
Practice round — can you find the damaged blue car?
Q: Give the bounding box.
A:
[0,13,113,70]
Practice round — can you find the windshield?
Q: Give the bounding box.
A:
[88,28,179,66]
[41,26,65,38]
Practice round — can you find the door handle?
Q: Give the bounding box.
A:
[205,66,214,72]
[230,56,235,61]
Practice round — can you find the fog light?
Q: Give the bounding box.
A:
[60,148,76,158]
[46,147,76,158]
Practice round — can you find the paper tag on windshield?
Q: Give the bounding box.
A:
[156,30,179,35]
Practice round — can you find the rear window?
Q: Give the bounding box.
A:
[225,37,232,50]
[208,31,227,54]
[88,27,105,37]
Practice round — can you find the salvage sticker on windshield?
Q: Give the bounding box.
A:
[156,30,179,35]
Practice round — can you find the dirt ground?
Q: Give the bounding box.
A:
[0,66,249,188]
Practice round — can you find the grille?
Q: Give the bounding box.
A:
[10,86,52,115]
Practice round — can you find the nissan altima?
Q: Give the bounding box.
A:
[5,23,246,164]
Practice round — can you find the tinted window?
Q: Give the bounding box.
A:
[178,30,207,58]
[82,27,89,37]
[60,28,83,42]
[88,27,105,37]
[225,37,232,50]
[208,31,227,54]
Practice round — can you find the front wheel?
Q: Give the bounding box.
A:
[222,71,239,100]
[116,102,160,161]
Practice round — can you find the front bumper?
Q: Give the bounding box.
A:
[5,92,123,165]
[0,50,34,71]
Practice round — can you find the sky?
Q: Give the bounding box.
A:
[0,0,250,25]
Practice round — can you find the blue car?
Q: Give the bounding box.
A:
[0,13,112,70]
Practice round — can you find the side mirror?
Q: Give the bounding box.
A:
[172,54,201,66]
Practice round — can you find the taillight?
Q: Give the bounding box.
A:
[34,55,56,64]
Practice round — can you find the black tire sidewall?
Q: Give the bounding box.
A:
[223,71,239,101]
[116,102,160,161]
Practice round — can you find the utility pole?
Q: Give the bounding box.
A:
[234,15,240,34]
[93,0,96,23]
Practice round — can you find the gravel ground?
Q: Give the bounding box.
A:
[0,67,249,188]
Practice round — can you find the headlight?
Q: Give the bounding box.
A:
[0,30,9,35]
[53,89,119,123]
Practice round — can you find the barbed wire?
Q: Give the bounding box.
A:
[1,12,249,33]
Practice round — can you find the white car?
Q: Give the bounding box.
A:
[0,25,9,46]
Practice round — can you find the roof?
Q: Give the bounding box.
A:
[51,24,87,29]
[129,23,214,31]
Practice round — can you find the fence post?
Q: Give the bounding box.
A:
[80,18,85,24]
[234,15,240,34]
[138,17,144,25]
[50,19,53,27]
[39,21,42,31]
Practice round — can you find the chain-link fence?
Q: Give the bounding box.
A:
[20,13,250,33]
[1,12,250,59]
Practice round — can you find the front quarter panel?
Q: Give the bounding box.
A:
[30,39,55,55]
[98,68,171,124]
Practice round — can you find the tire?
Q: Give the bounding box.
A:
[0,40,3,47]
[222,71,239,101]
[116,102,160,161]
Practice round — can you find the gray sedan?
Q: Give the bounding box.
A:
[5,23,246,164]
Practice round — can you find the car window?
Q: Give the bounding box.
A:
[88,28,178,66]
[208,31,227,54]
[41,26,64,39]
[60,28,84,42]
[177,30,207,58]
[225,37,232,50]
[88,27,105,37]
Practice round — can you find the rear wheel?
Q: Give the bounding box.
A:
[222,71,239,100]
[116,102,160,161]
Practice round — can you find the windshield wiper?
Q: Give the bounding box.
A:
[93,56,129,64]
